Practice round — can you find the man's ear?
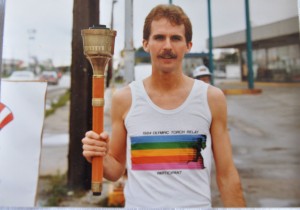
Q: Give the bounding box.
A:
[186,41,193,53]
[143,39,149,52]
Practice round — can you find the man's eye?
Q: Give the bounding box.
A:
[154,36,164,40]
[172,36,182,41]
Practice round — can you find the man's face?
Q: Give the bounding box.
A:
[143,18,192,73]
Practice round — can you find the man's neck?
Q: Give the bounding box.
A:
[142,74,194,110]
[148,72,187,92]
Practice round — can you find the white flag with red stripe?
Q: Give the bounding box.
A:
[0,102,14,130]
[0,80,47,207]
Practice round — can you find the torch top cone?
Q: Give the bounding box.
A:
[81,25,117,57]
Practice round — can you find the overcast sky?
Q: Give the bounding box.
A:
[2,0,298,67]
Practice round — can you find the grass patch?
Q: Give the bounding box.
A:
[39,173,92,207]
[45,89,70,117]
[44,173,68,206]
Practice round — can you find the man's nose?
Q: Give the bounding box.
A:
[163,38,172,49]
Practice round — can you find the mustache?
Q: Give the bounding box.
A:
[158,50,177,59]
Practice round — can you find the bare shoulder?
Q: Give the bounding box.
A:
[112,85,131,100]
[207,85,226,102]
[111,85,132,117]
[207,85,227,116]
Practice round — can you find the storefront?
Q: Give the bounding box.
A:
[212,17,300,82]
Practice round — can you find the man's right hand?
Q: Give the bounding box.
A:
[81,131,109,163]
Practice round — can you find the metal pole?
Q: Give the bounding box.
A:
[111,0,117,29]
[245,0,254,89]
[207,0,214,85]
[124,0,134,83]
[0,0,6,100]
[169,0,173,4]
[110,0,117,88]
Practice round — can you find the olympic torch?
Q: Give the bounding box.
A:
[81,25,116,196]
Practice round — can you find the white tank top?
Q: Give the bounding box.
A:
[124,79,212,208]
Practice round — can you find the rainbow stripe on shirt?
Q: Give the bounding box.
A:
[130,134,206,170]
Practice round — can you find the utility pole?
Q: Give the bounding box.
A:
[68,0,99,190]
[108,0,117,87]
[207,0,214,85]
[0,0,5,100]
[124,0,134,83]
[245,0,254,89]
[27,29,36,72]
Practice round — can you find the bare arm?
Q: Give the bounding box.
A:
[208,86,246,207]
[82,86,131,181]
[103,86,131,181]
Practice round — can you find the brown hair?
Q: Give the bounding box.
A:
[143,4,193,43]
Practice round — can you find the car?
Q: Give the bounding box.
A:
[6,70,36,81]
[39,71,59,85]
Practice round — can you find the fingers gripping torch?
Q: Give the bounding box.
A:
[81,25,116,196]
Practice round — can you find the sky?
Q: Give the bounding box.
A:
[2,0,298,67]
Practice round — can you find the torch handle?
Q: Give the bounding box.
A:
[91,76,105,196]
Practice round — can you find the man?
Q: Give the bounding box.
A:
[193,65,211,84]
[82,4,246,208]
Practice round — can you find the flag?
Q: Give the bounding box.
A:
[0,80,47,207]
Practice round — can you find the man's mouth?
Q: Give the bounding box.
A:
[158,50,177,59]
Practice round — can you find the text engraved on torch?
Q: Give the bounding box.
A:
[84,45,112,52]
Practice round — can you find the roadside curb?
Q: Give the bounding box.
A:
[217,80,300,95]
[217,80,300,88]
[222,88,262,95]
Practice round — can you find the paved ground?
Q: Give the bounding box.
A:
[37,79,300,207]
[213,81,300,207]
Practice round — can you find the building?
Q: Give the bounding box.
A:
[211,16,300,82]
